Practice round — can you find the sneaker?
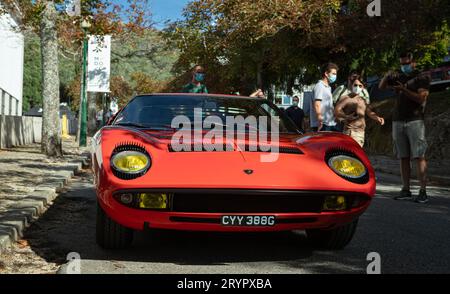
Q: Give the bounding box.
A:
[415,189,429,204]
[394,189,412,200]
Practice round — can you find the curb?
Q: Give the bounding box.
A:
[0,159,86,254]
[373,166,450,187]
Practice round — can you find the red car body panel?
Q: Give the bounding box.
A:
[92,94,376,232]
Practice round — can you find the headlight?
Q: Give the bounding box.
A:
[111,151,150,174]
[328,155,366,179]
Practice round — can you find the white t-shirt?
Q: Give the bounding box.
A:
[310,80,336,128]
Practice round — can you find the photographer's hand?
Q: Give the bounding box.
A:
[393,81,406,94]
[379,71,394,90]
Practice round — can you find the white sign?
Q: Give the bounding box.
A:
[87,35,111,93]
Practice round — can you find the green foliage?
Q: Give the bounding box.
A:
[22,32,79,111]
[416,22,450,69]
[111,30,179,83]
[165,0,450,94]
[23,29,178,112]
[23,33,42,112]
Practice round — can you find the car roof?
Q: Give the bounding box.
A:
[134,93,265,101]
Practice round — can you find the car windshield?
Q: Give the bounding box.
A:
[113,95,300,134]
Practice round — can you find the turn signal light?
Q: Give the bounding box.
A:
[138,193,169,209]
[323,196,347,211]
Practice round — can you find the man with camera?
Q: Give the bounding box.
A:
[379,52,431,203]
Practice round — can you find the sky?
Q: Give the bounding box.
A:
[149,0,191,29]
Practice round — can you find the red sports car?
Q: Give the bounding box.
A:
[92,94,375,250]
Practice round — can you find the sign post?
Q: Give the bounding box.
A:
[79,35,111,145]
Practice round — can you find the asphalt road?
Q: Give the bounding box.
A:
[21,170,450,274]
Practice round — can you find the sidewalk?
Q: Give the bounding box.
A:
[369,155,450,187]
[0,137,89,254]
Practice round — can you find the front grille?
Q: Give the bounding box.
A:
[243,145,303,154]
[171,192,324,213]
[168,143,235,152]
[168,143,303,154]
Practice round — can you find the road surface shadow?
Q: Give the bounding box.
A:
[22,171,372,273]
[25,171,450,273]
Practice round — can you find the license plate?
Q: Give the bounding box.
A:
[221,215,276,227]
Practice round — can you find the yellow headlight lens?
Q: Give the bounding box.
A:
[329,155,366,178]
[112,151,150,173]
[138,193,169,209]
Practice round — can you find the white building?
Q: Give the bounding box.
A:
[0,1,24,116]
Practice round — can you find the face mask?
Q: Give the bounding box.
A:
[353,86,363,95]
[401,64,413,74]
[195,73,205,82]
[292,101,299,107]
[328,73,337,84]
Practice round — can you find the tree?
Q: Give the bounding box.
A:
[23,33,42,112]
[2,0,153,156]
[165,0,450,95]
[110,75,133,107]
[130,71,167,95]
[64,29,179,111]
[40,0,62,156]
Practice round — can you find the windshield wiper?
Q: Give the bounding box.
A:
[116,122,179,131]
[115,122,149,129]
[144,124,179,131]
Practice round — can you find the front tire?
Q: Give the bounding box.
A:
[306,219,358,250]
[96,203,133,249]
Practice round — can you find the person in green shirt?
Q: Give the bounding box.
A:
[181,65,209,93]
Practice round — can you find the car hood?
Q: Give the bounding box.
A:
[94,127,375,196]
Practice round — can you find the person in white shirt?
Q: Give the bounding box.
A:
[310,62,340,132]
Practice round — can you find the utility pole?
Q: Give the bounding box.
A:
[79,18,91,147]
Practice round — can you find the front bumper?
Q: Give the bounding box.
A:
[98,189,372,232]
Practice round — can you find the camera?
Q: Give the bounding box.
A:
[386,71,401,87]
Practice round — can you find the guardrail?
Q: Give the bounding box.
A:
[0,87,20,116]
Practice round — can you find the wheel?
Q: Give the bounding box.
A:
[306,219,358,250]
[96,202,133,249]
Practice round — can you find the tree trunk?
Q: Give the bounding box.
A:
[40,0,62,157]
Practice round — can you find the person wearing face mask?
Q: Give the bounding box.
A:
[182,65,209,93]
[285,96,305,132]
[379,52,431,204]
[333,71,371,105]
[335,78,384,147]
[310,62,340,132]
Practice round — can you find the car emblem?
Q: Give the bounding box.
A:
[244,169,254,175]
